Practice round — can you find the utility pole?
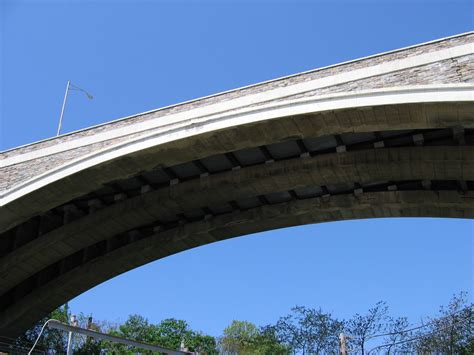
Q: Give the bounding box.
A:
[339,332,348,355]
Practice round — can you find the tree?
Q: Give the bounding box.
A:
[104,316,217,354]
[70,313,104,355]
[382,316,412,354]
[413,292,473,354]
[15,309,218,354]
[185,332,218,355]
[104,314,157,354]
[219,320,288,355]
[120,314,155,342]
[272,306,343,354]
[460,336,474,355]
[13,303,71,354]
[345,301,388,354]
[13,293,473,355]
[252,326,290,355]
[219,320,260,354]
[153,318,190,350]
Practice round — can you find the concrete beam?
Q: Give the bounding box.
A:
[2,101,474,233]
[1,190,472,337]
[1,146,472,294]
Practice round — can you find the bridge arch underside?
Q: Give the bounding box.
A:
[1,102,474,336]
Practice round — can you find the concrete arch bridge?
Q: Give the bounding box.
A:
[1,32,473,337]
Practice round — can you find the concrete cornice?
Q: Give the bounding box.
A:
[1,85,473,206]
[2,31,473,157]
[1,34,472,161]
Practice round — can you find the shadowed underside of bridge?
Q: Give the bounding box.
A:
[1,32,474,337]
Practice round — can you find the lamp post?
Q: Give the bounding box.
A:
[66,314,78,355]
[57,81,93,136]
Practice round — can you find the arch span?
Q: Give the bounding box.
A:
[1,32,473,336]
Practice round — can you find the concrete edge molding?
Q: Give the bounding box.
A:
[2,85,474,206]
[1,39,473,164]
[2,31,473,157]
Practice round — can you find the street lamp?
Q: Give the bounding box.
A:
[57,81,93,136]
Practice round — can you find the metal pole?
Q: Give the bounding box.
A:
[66,331,73,355]
[57,80,70,136]
[66,315,77,355]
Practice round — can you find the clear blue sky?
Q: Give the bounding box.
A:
[1,0,473,339]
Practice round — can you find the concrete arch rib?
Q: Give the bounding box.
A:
[2,99,474,232]
[1,189,473,337]
[1,145,473,295]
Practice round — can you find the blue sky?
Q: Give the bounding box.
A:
[1,0,473,338]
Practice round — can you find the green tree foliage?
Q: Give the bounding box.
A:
[460,336,474,355]
[13,303,71,354]
[152,318,192,350]
[70,313,104,355]
[104,314,156,354]
[219,320,259,354]
[219,320,289,355]
[103,316,217,354]
[251,327,290,355]
[118,314,156,343]
[411,292,473,355]
[185,332,218,355]
[14,293,473,354]
[13,312,216,354]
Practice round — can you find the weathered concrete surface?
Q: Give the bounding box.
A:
[1,32,473,200]
[0,32,473,337]
[1,145,472,295]
[2,32,472,160]
[1,190,473,337]
[2,101,474,232]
